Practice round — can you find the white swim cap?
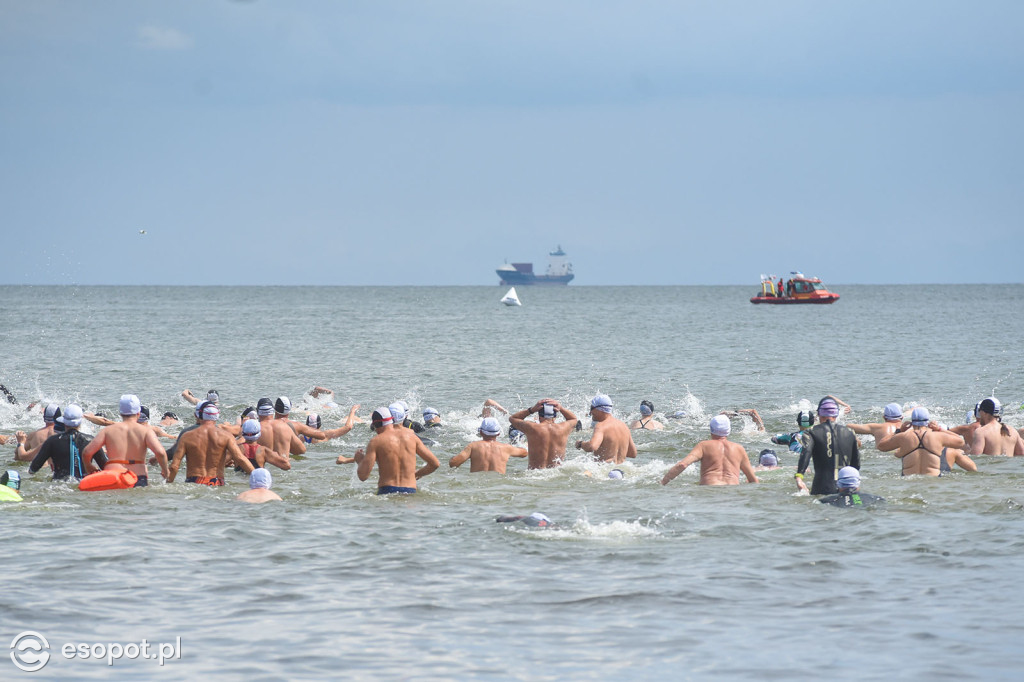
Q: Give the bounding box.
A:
[388,402,406,423]
[257,398,275,417]
[119,394,141,416]
[590,394,614,414]
[62,404,84,428]
[709,415,731,437]
[242,420,261,440]
[883,403,903,421]
[274,396,291,415]
[608,469,624,479]
[539,403,558,419]
[250,468,272,490]
[837,466,861,489]
[911,407,930,426]
[201,403,220,421]
[479,417,501,436]
[372,407,394,426]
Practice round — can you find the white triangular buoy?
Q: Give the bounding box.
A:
[500,287,521,306]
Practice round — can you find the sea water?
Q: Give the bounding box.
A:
[1,284,1023,680]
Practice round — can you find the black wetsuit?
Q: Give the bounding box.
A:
[796,421,860,495]
[819,491,884,507]
[29,430,107,480]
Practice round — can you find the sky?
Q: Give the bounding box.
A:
[2,0,1022,285]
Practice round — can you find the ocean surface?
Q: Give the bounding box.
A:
[2,284,1023,680]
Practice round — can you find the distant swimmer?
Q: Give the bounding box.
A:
[969,398,1024,456]
[794,397,859,495]
[449,418,528,473]
[256,398,305,458]
[661,415,759,486]
[771,411,815,452]
[353,407,439,494]
[28,405,108,480]
[818,467,884,508]
[848,403,904,445]
[411,407,442,433]
[480,399,509,417]
[13,403,61,462]
[876,407,973,476]
[757,449,780,469]
[0,384,17,404]
[301,404,360,444]
[182,389,220,406]
[236,468,283,503]
[630,400,664,431]
[495,512,555,528]
[160,411,181,428]
[237,420,291,471]
[509,399,579,469]
[82,395,169,487]
[168,403,253,486]
[719,408,765,431]
[576,394,637,464]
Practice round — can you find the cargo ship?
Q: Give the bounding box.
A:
[750,272,839,304]
[496,246,574,286]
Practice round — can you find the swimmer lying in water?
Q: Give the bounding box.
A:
[495,512,555,528]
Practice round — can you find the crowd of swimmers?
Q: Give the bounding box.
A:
[1,381,1022,508]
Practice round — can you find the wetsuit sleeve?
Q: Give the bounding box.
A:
[796,431,813,475]
[848,429,860,470]
[411,422,425,433]
[29,437,56,474]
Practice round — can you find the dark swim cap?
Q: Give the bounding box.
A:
[979,397,1002,417]
[139,405,150,423]
[275,396,291,415]
[162,411,178,420]
[257,397,274,417]
[797,411,815,428]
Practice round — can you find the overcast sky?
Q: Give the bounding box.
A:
[2,1,1022,285]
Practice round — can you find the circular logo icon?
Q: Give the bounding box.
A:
[10,631,50,672]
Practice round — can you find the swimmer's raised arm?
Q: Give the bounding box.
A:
[482,399,508,415]
[181,389,199,405]
[309,386,334,399]
[84,412,114,427]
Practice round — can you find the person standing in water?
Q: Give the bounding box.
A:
[661,415,759,486]
[576,394,637,464]
[509,399,579,469]
[795,397,860,495]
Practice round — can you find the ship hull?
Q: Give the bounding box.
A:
[497,271,574,286]
[750,294,839,304]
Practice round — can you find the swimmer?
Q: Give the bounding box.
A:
[168,402,253,485]
[757,449,780,470]
[818,467,884,507]
[181,388,220,406]
[218,406,257,438]
[236,468,283,503]
[876,407,971,476]
[237,420,291,471]
[576,394,637,464]
[449,418,528,473]
[0,384,16,405]
[160,411,181,428]
[353,407,439,494]
[256,398,305,457]
[630,400,664,431]
[718,408,765,431]
[13,403,61,462]
[661,415,759,486]
[273,397,324,444]
[411,407,442,433]
[28,405,108,480]
[794,397,859,495]
[771,411,815,452]
[848,403,904,445]
[82,395,169,487]
[508,426,525,446]
[302,404,361,443]
[947,403,982,451]
[969,398,1024,456]
[480,399,509,418]
[0,470,22,501]
[509,399,579,469]
[495,512,555,528]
